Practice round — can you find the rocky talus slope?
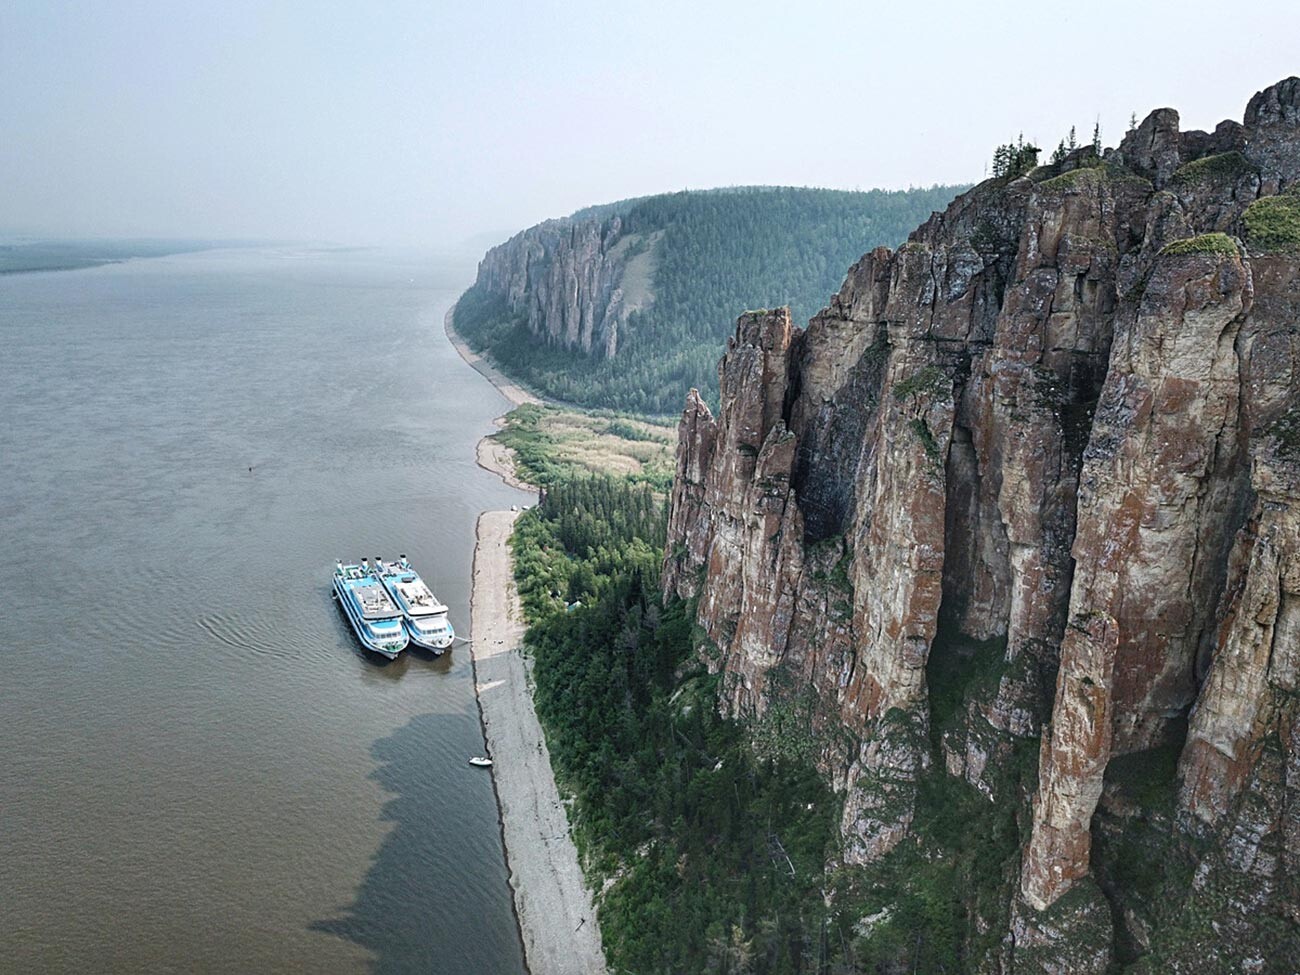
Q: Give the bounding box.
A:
[663,79,1300,972]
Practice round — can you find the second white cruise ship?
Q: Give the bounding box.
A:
[375,555,456,652]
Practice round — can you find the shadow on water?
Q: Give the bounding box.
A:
[311,713,527,975]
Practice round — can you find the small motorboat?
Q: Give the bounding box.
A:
[468,756,493,767]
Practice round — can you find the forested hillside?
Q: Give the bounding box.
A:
[512,476,1017,973]
[512,478,841,973]
[452,185,964,413]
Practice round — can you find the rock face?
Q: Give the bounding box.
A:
[663,79,1300,969]
[471,214,659,358]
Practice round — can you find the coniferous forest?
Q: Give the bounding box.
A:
[512,478,840,973]
[510,477,1027,974]
[454,185,965,413]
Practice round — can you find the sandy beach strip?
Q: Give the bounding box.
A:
[444,304,542,409]
[470,510,608,975]
[476,436,535,493]
[446,304,543,490]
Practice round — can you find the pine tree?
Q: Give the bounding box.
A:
[992,144,1012,178]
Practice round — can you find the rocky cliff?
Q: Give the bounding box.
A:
[470,212,659,358]
[454,186,969,412]
[664,79,1300,971]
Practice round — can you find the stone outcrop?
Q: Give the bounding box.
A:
[663,78,1300,969]
[1021,238,1253,911]
[470,213,659,358]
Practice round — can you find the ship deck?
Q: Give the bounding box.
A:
[340,576,401,620]
[378,563,449,617]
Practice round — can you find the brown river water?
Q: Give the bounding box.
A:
[0,246,532,973]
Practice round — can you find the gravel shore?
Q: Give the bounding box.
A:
[470,510,607,975]
[450,302,608,974]
[444,304,541,409]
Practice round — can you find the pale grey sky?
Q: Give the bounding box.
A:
[2,0,1297,247]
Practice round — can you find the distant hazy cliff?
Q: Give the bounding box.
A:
[453,186,966,412]
[664,79,1300,971]
[471,212,658,359]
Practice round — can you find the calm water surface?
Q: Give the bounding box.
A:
[0,247,532,973]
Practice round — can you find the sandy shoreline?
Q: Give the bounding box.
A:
[444,304,542,409]
[450,301,607,974]
[446,305,540,491]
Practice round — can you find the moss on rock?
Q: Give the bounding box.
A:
[1159,232,1240,257]
[1244,193,1300,253]
[1038,166,1106,192]
[1170,151,1256,186]
[1266,404,1300,457]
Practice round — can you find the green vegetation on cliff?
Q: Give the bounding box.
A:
[1159,232,1240,257]
[455,184,964,413]
[1169,150,1256,187]
[1244,192,1300,253]
[509,471,1040,973]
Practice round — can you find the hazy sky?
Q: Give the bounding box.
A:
[3,0,1298,247]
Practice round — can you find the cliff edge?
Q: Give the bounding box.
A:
[664,78,1300,972]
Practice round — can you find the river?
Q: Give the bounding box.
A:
[0,246,532,973]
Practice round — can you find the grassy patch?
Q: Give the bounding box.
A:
[1158,232,1239,258]
[492,403,675,490]
[1038,161,1150,193]
[1244,193,1300,253]
[1038,166,1105,192]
